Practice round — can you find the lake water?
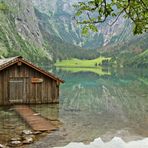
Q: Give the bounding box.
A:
[0,67,148,147]
[30,67,148,148]
[0,106,30,144]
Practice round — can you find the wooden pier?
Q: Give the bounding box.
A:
[14,105,57,132]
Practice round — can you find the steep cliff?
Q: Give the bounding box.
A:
[32,0,133,49]
[0,0,51,64]
[0,0,97,63]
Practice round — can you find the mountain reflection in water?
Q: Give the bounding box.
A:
[54,137,148,148]
[0,67,148,147]
[29,67,148,148]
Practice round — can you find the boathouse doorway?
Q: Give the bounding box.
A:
[9,77,26,103]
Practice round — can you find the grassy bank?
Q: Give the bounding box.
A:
[55,57,111,67]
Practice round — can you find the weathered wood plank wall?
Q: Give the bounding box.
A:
[0,63,59,105]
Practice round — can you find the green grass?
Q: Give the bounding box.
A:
[55,57,111,67]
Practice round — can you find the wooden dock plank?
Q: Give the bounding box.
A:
[14,105,57,131]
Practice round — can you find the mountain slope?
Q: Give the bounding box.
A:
[0,0,147,68]
[127,49,148,68]
[32,0,133,49]
[0,0,51,64]
[0,0,97,64]
[100,33,148,67]
[35,9,99,61]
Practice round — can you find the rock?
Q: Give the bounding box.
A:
[22,130,33,135]
[22,134,35,140]
[33,113,40,116]
[32,131,42,135]
[23,138,33,144]
[63,133,68,136]
[9,140,22,147]
[22,135,35,144]
[11,137,21,141]
[0,144,4,148]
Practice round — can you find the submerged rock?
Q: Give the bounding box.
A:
[11,137,21,141]
[0,144,4,148]
[9,140,22,147]
[33,113,40,116]
[22,130,33,135]
[32,131,42,135]
[22,135,35,144]
[22,137,34,144]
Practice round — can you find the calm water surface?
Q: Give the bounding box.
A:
[0,107,30,144]
[30,67,148,147]
[0,67,148,147]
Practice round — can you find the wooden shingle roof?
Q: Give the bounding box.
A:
[0,56,18,67]
[0,56,64,83]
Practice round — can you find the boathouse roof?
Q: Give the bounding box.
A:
[0,56,64,83]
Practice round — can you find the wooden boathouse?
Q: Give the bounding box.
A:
[0,56,64,105]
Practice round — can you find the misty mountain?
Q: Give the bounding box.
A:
[33,0,134,49]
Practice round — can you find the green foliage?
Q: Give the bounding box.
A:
[82,26,89,35]
[89,24,98,32]
[74,0,148,35]
[0,2,9,13]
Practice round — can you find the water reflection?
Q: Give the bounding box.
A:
[56,67,111,76]
[53,68,148,147]
[0,67,148,147]
[29,67,148,148]
[54,137,148,148]
[31,104,60,127]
